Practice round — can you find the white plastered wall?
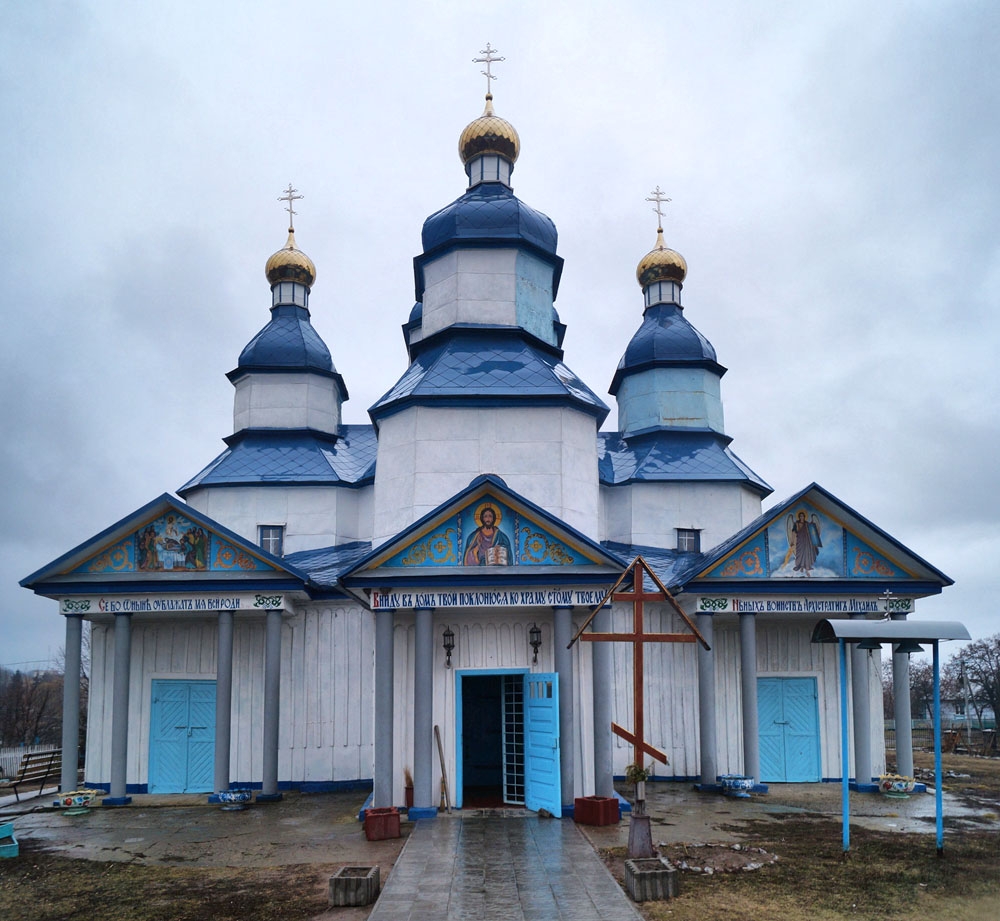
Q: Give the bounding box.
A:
[233,373,342,434]
[373,406,600,545]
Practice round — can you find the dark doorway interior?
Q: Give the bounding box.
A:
[462,674,504,807]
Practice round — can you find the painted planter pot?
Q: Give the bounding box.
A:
[55,790,101,814]
[719,774,755,798]
[217,789,253,810]
[878,775,916,797]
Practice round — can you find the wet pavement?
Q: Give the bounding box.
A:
[2,780,997,917]
[369,814,641,921]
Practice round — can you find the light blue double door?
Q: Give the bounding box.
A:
[457,670,561,815]
[148,680,216,793]
[758,677,821,782]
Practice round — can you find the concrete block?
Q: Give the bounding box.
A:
[624,857,679,902]
[328,865,380,906]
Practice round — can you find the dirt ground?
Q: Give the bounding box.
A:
[1,752,998,921]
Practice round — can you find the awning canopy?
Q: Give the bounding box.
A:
[811,619,970,645]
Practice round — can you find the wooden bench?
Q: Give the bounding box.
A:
[0,749,62,801]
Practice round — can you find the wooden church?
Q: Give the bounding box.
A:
[22,55,951,812]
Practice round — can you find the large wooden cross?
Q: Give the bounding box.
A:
[570,556,709,770]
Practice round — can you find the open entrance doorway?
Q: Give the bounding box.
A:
[458,672,525,808]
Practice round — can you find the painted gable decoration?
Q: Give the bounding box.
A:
[74,511,273,574]
[382,496,588,568]
[706,501,908,581]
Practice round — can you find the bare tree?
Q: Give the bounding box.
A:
[948,635,1000,724]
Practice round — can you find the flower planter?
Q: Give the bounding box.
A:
[329,865,380,906]
[719,774,754,798]
[624,857,679,902]
[217,789,253,811]
[54,789,101,815]
[574,795,620,826]
[878,774,916,797]
[364,806,401,841]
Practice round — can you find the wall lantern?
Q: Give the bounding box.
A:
[529,623,542,664]
[443,626,455,668]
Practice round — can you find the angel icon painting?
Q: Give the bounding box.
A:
[786,510,822,574]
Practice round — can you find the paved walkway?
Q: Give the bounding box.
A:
[368,814,642,921]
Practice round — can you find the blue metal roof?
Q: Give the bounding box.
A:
[230,305,344,387]
[609,304,725,395]
[598,429,772,493]
[177,425,377,494]
[370,330,609,424]
[601,541,702,590]
[421,183,558,256]
[284,541,373,590]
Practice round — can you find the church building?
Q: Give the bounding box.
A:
[22,56,951,812]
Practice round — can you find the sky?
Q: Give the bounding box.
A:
[1,0,997,671]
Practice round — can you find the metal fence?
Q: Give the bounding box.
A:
[884,722,997,756]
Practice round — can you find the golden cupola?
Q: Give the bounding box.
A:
[459,93,520,165]
[636,227,687,289]
[265,229,316,289]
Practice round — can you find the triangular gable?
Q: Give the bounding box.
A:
[21,494,307,592]
[685,483,952,590]
[349,475,624,576]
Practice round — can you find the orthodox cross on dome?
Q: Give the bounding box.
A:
[473,42,505,96]
[570,556,709,771]
[645,185,672,232]
[278,183,304,231]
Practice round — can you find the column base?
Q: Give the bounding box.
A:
[406,806,438,820]
[849,781,880,793]
[256,792,284,803]
[101,796,132,807]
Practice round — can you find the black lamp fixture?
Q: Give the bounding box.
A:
[443,626,455,668]
[529,623,542,664]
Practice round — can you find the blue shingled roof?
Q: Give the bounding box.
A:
[598,429,771,493]
[178,425,377,494]
[421,183,558,256]
[609,304,725,395]
[231,305,342,385]
[285,541,373,589]
[601,541,702,590]
[370,330,609,424]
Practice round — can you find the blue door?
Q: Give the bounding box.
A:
[523,673,561,815]
[149,680,216,793]
[758,677,821,782]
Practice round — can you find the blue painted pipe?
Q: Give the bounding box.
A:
[933,641,943,854]
[840,638,850,852]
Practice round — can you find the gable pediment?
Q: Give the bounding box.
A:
[689,484,952,592]
[21,494,305,594]
[350,476,622,579]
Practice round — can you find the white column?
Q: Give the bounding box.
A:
[850,613,873,788]
[259,609,283,801]
[60,614,83,793]
[373,609,395,807]
[412,608,435,814]
[105,612,132,805]
[213,610,234,795]
[891,613,915,778]
[697,612,717,787]
[739,612,760,783]
[553,606,575,811]
[592,606,614,797]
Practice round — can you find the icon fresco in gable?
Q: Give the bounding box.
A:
[73,512,273,574]
[706,503,910,580]
[383,496,588,568]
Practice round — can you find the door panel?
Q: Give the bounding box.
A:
[149,680,216,793]
[757,677,820,783]
[523,673,561,815]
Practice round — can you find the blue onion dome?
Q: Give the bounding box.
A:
[618,305,718,368]
[421,184,558,255]
[408,301,423,324]
[237,311,335,373]
[636,228,687,288]
[459,94,520,165]
[265,229,316,288]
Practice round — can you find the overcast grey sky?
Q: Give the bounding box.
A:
[2,1,996,670]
